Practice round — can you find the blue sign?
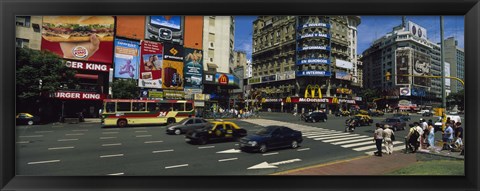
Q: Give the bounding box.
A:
[411,88,426,97]
[299,23,330,29]
[113,38,140,79]
[298,46,330,51]
[296,71,331,77]
[296,58,330,65]
[298,33,330,40]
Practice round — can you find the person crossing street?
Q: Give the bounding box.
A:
[373,124,384,156]
[382,125,394,155]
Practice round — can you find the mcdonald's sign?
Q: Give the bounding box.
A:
[261,98,266,103]
[332,97,339,104]
[218,74,229,85]
[285,97,292,103]
[304,85,322,99]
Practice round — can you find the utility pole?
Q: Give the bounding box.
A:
[440,16,446,110]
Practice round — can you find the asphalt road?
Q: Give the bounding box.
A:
[16,112,453,176]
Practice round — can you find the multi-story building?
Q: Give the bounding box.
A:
[203,16,235,74]
[232,51,248,74]
[15,16,42,50]
[361,20,450,110]
[444,37,465,93]
[250,16,361,113]
[355,55,363,88]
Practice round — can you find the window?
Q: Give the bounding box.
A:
[172,103,184,111]
[225,124,233,131]
[32,23,40,32]
[195,119,204,124]
[132,102,146,111]
[106,102,116,112]
[16,16,30,27]
[147,103,157,112]
[16,38,29,48]
[185,119,194,125]
[186,103,193,111]
[157,103,171,112]
[117,102,131,112]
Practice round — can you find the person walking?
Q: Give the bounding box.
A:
[442,122,454,150]
[406,122,421,153]
[419,119,428,149]
[427,121,435,149]
[373,124,384,156]
[453,122,463,150]
[382,124,394,155]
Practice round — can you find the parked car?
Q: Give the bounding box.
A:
[304,111,328,122]
[185,121,247,145]
[393,113,411,121]
[166,118,209,135]
[422,111,434,117]
[380,117,407,131]
[346,115,373,126]
[239,126,303,153]
[16,113,41,125]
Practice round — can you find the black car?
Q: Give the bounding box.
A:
[380,117,407,131]
[393,113,411,121]
[16,113,41,125]
[303,112,328,122]
[239,126,303,153]
[185,121,247,145]
[166,118,209,135]
[422,111,434,117]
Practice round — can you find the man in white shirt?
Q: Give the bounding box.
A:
[419,119,428,149]
[373,124,384,156]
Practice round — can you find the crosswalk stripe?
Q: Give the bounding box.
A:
[331,137,373,145]
[304,131,341,136]
[322,135,368,143]
[364,146,405,155]
[303,131,336,135]
[342,141,373,148]
[308,133,354,139]
[353,141,404,151]
[313,134,359,141]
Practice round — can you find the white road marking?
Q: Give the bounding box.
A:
[313,134,359,140]
[342,141,373,148]
[58,139,78,142]
[28,160,60,165]
[107,172,124,175]
[19,135,43,138]
[364,146,405,155]
[100,137,117,139]
[330,137,373,145]
[323,136,369,143]
[152,149,174,153]
[218,158,238,162]
[144,141,163,144]
[165,164,189,169]
[16,141,30,144]
[66,133,84,136]
[297,148,310,151]
[48,146,74,150]
[102,143,122,146]
[136,135,152,137]
[262,152,279,156]
[217,149,242,153]
[102,132,119,134]
[307,133,350,138]
[72,129,88,132]
[135,130,148,133]
[198,146,215,149]
[353,141,403,151]
[100,154,124,158]
[248,159,302,170]
[35,131,53,133]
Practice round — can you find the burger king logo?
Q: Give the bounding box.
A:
[72,46,88,58]
[218,74,229,85]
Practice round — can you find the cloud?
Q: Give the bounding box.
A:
[235,41,253,59]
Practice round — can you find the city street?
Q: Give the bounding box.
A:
[16,112,449,176]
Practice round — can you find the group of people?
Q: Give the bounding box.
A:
[373,123,395,156]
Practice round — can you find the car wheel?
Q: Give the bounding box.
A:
[199,137,208,145]
[27,120,34,125]
[167,118,175,125]
[259,144,267,153]
[174,129,181,135]
[291,140,299,149]
[117,119,127,128]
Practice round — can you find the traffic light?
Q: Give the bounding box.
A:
[385,72,391,81]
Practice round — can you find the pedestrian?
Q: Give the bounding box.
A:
[442,122,454,150]
[406,123,421,153]
[419,118,428,149]
[427,121,435,149]
[382,124,394,155]
[373,123,384,156]
[453,122,463,149]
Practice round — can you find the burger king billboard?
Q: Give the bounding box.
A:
[41,16,115,64]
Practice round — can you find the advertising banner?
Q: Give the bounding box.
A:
[148,90,164,99]
[114,38,140,79]
[297,58,330,65]
[215,73,239,86]
[298,33,329,39]
[296,70,331,77]
[139,40,163,88]
[64,60,110,72]
[399,87,411,96]
[248,77,261,84]
[162,60,184,90]
[145,16,183,45]
[408,21,428,40]
[163,90,185,99]
[261,74,277,83]
[395,48,411,85]
[299,46,330,51]
[53,91,107,100]
[204,74,214,83]
[184,16,203,49]
[412,50,431,87]
[116,16,146,40]
[336,88,352,94]
[164,43,184,62]
[335,71,352,81]
[335,59,354,69]
[184,48,203,90]
[41,16,115,64]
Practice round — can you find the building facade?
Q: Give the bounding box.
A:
[444,37,465,93]
[15,16,42,50]
[250,16,361,113]
[203,16,235,74]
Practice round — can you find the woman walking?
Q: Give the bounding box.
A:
[427,121,435,149]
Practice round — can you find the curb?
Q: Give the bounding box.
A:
[270,155,371,175]
[416,149,464,160]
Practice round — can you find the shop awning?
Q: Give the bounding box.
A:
[74,74,99,80]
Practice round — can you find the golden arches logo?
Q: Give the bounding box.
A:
[332,97,339,104]
[261,98,266,103]
[304,85,322,99]
[285,97,292,103]
[218,74,229,85]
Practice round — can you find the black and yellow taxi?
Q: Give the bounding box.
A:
[346,114,373,126]
[16,113,41,125]
[185,121,247,145]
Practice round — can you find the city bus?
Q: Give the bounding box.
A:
[101,99,194,127]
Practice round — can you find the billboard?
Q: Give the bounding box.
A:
[335,71,352,81]
[184,16,203,49]
[139,40,163,89]
[184,48,203,90]
[163,43,184,62]
[116,16,146,40]
[113,38,140,79]
[145,16,184,45]
[399,87,411,96]
[335,59,353,69]
[408,21,428,40]
[162,60,184,90]
[412,50,431,87]
[215,73,239,86]
[41,16,115,64]
[296,71,331,77]
[395,48,411,85]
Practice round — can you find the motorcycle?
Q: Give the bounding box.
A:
[345,119,357,132]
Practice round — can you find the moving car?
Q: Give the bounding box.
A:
[16,113,41,125]
[346,114,373,126]
[368,110,384,116]
[393,113,411,121]
[304,112,328,122]
[417,110,430,114]
[334,110,350,117]
[166,118,209,135]
[185,121,247,145]
[239,126,302,153]
[422,111,434,117]
[380,117,407,131]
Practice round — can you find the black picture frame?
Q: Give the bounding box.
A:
[1,0,479,190]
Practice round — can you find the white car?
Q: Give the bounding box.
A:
[417,110,430,114]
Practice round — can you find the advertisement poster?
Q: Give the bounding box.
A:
[184,48,203,90]
[116,16,146,40]
[215,73,239,86]
[335,71,352,81]
[139,40,163,89]
[412,50,431,87]
[162,60,184,90]
[114,38,140,79]
[145,16,184,45]
[163,43,184,62]
[400,87,411,96]
[396,48,411,85]
[41,16,115,64]
[184,16,203,49]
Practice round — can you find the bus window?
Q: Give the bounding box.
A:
[117,102,131,111]
[106,102,116,112]
[157,103,171,112]
[147,103,157,112]
[173,103,184,111]
[186,102,193,111]
[133,102,146,111]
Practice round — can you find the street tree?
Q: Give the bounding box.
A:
[111,79,139,99]
[446,89,464,110]
[16,47,77,114]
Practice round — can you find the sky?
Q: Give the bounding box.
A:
[234,16,464,60]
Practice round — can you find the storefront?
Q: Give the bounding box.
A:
[203,72,240,112]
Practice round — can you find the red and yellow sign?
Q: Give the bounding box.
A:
[218,74,229,85]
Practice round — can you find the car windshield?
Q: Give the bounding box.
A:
[179,118,190,123]
[256,126,276,135]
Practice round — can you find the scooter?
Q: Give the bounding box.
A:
[345,123,356,132]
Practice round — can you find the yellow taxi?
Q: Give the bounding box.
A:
[185,121,248,144]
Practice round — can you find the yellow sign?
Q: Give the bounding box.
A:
[261,98,266,103]
[285,97,292,103]
[332,97,339,104]
[304,85,322,99]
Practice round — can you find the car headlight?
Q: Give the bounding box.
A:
[247,141,257,146]
[168,127,175,130]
